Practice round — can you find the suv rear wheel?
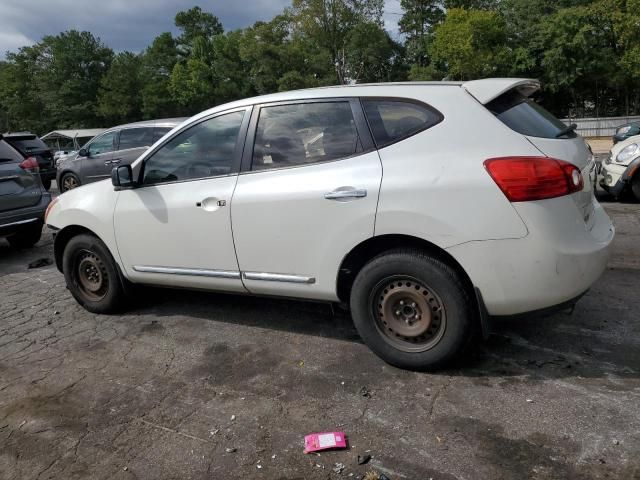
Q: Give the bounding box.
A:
[350,250,472,370]
[62,233,127,313]
[7,222,43,248]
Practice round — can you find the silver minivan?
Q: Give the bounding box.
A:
[56,118,186,192]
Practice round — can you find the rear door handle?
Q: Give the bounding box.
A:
[324,188,367,200]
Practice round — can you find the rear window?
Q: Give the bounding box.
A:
[487,91,575,139]
[362,99,443,148]
[6,136,49,154]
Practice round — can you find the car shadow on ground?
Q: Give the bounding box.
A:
[130,269,640,380]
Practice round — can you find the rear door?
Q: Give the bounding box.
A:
[81,130,117,182]
[485,89,596,228]
[0,140,41,212]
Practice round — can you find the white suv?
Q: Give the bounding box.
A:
[45,79,614,370]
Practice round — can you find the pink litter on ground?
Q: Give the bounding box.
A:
[303,431,347,453]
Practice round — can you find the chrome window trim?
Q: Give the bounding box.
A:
[133,266,241,279]
[242,272,316,285]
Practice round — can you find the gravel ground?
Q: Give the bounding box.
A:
[1,189,639,480]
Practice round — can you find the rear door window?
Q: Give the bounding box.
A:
[118,127,154,150]
[487,90,575,139]
[153,127,173,143]
[251,101,361,171]
[362,99,443,148]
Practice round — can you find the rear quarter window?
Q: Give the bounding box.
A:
[362,99,443,148]
[487,91,575,139]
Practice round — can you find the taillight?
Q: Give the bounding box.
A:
[484,156,584,202]
[19,156,39,172]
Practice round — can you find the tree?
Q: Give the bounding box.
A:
[290,0,384,83]
[97,52,143,124]
[430,8,510,80]
[174,6,224,56]
[140,32,183,118]
[344,22,404,82]
[398,0,444,66]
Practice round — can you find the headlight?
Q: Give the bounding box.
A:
[617,126,632,135]
[617,143,639,163]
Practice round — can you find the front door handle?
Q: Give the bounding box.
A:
[324,188,367,200]
[196,198,226,211]
[111,158,122,165]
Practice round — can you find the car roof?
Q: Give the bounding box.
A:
[113,118,189,130]
[186,78,537,123]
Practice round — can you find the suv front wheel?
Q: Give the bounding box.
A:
[350,250,473,370]
[62,234,127,313]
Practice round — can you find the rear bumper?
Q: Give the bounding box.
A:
[0,193,51,236]
[447,197,614,316]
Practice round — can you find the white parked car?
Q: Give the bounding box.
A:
[599,134,640,200]
[45,79,614,370]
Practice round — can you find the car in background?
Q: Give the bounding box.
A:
[46,79,613,370]
[3,133,55,190]
[0,135,50,248]
[613,122,640,144]
[599,134,640,200]
[56,118,186,193]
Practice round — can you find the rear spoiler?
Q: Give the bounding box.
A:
[462,78,541,105]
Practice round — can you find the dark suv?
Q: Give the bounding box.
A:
[0,136,51,248]
[3,133,56,190]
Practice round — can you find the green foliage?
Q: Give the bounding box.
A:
[97,52,143,123]
[1,0,640,132]
[430,8,510,80]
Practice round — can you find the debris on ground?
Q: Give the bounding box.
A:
[333,462,345,474]
[304,431,347,453]
[613,439,620,445]
[28,258,52,269]
[360,386,371,398]
[225,447,236,453]
[357,454,371,465]
[230,415,236,421]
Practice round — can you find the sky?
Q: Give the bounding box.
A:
[0,0,403,59]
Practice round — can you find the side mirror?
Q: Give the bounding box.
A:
[78,148,88,157]
[111,165,136,190]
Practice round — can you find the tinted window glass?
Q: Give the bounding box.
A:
[252,102,359,171]
[153,127,173,142]
[6,136,48,155]
[143,111,244,185]
[362,99,441,148]
[118,127,154,150]
[487,91,574,139]
[88,131,117,156]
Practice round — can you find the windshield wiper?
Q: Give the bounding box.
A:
[555,123,577,138]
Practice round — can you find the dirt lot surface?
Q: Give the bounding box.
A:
[1,189,639,480]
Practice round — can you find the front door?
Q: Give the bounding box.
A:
[81,130,117,183]
[114,108,250,292]
[231,99,382,300]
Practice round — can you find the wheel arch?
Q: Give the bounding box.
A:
[53,225,101,272]
[336,234,476,305]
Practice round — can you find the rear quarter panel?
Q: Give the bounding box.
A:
[374,87,538,247]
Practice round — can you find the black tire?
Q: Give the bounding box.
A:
[350,249,473,370]
[62,233,128,313]
[41,178,52,190]
[7,222,43,248]
[60,172,80,193]
[631,174,640,202]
